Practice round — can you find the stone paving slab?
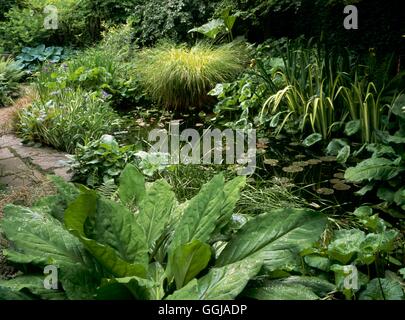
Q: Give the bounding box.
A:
[0,157,27,176]
[0,148,14,160]
[0,134,72,188]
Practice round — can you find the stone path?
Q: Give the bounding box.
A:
[0,134,72,189]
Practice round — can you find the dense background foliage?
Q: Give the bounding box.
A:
[0,0,404,301]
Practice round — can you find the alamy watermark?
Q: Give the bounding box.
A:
[44,5,58,30]
[343,265,359,290]
[344,5,358,30]
[43,265,58,290]
[148,121,256,175]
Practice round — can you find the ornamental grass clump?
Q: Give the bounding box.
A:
[136,41,248,111]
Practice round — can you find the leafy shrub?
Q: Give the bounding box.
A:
[0,6,49,54]
[0,58,24,107]
[131,0,219,45]
[136,41,248,111]
[69,135,140,187]
[17,89,123,153]
[344,96,405,217]
[36,46,147,109]
[0,165,328,300]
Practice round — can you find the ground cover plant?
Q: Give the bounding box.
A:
[0,0,404,302]
[0,58,24,107]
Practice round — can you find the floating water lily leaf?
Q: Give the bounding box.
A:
[316,188,334,195]
[333,183,351,191]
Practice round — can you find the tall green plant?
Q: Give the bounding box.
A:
[0,165,327,300]
[0,57,24,107]
[17,89,122,153]
[260,44,350,138]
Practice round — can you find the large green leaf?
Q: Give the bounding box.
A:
[169,174,225,252]
[337,145,351,164]
[0,286,33,300]
[93,198,148,266]
[214,176,246,233]
[244,276,335,300]
[137,179,176,252]
[98,276,155,300]
[326,139,348,156]
[64,191,147,278]
[345,158,402,182]
[216,209,327,272]
[118,164,146,207]
[188,19,226,39]
[359,278,404,300]
[1,205,100,299]
[172,240,212,289]
[327,229,365,264]
[167,256,262,300]
[303,133,322,147]
[0,276,66,300]
[345,120,361,136]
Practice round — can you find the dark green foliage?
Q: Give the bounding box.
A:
[69,135,140,187]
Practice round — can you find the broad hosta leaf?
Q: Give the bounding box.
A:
[303,133,322,147]
[169,174,225,252]
[119,164,146,207]
[137,179,176,252]
[65,191,147,278]
[345,158,402,182]
[359,278,404,300]
[172,240,212,289]
[216,209,327,272]
[167,256,262,300]
[345,120,361,136]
